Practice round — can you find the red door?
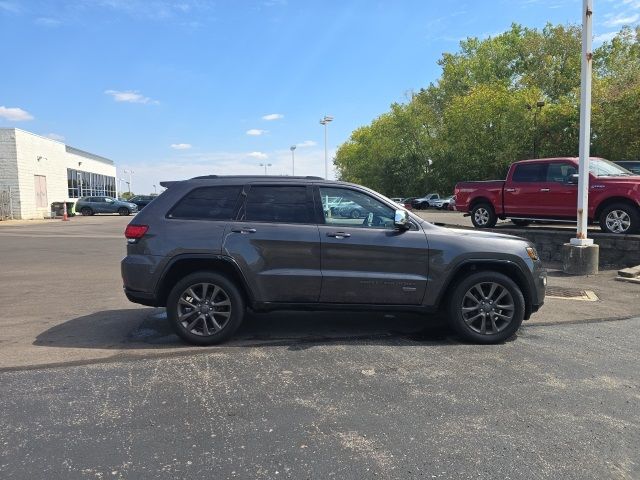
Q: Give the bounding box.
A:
[503,162,548,217]
[541,161,578,218]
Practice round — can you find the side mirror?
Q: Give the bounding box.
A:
[566,173,579,185]
[394,209,410,230]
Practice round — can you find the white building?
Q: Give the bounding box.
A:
[0,128,117,219]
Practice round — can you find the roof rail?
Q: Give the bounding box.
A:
[159,181,177,188]
[191,175,219,179]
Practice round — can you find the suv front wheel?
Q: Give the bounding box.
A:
[448,271,525,344]
[167,271,245,345]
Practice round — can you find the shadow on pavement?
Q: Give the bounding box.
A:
[34,308,459,350]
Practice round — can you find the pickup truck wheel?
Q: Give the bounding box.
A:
[449,271,525,344]
[470,203,497,228]
[167,272,245,346]
[511,219,531,227]
[599,203,639,234]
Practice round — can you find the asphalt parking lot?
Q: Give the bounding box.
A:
[1,216,639,479]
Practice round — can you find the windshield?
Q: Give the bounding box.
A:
[589,159,633,177]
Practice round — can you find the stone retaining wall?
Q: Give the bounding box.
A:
[487,227,640,268]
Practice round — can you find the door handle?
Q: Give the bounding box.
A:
[327,232,351,239]
[505,188,516,192]
[539,188,550,192]
[231,228,257,234]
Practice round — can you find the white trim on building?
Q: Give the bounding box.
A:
[0,128,117,219]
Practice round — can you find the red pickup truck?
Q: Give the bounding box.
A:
[454,157,640,234]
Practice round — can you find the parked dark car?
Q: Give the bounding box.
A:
[122,175,546,346]
[614,161,640,175]
[76,196,138,216]
[335,201,366,218]
[129,195,157,210]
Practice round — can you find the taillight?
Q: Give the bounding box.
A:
[125,224,149,240]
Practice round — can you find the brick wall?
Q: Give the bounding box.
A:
[0,129,20,218]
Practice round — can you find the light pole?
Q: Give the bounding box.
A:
[290,145,297,176]
[153,184,157,194]
[527,101,545,158]
[123,169,134,194]
[260,163,272,175]
[319,115,333,179]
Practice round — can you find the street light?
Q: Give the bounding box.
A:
[319,115,334,179]
[526,101,545,159]
[153,184,157,194]
[290,145,297,176]
[259,163,272,175]
[123,169,134,194]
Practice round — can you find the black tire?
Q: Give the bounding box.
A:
[470,202,497,228]
[167,271,245,346]
[599,203,640,234]
[448,271,525,344]
[80,207,93,216]
[511,219,531,227]
[118,207,130,216]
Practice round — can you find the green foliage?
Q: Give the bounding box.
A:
[120,191,135,200]
[335,24,640,196]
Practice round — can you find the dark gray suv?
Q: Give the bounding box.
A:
[122,176,546,345]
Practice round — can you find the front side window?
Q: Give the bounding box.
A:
[589,158,634,177]
[546,163,577,183]
[243,185,311,224]
[512,163,547,182]
[319,187,395,229]
[169,186,241,220]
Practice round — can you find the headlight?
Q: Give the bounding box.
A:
[526,247,539,261]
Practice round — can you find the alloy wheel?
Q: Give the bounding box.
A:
[605,210,631,234]
[474,208,490,226]
[460,282,515,335]
[177,283,232,336]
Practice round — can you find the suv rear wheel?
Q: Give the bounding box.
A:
[167,271,245,345]
[448,271,525,344]
[80,207,93,216]
[470,203,497,228]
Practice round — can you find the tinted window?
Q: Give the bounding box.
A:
[547,163,577,182]
[244,186,311,224]
[512,163,547,182]
[170,186,241,220]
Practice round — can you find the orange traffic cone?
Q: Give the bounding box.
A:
[62,202,69,221]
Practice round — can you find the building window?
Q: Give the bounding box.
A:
[67,169,116,198]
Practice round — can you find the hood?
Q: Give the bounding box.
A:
[435,225,526,242]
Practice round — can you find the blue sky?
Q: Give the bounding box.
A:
[1,0,638,194]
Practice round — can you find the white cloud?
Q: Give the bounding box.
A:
[34,17,62,27]
[45,133,65,141]
[104,89,159,105]
[0,106,34,121]
[262,113,283,121]
[246,129,268,136]
[0,1,20,13]
[170,143,192,150]
[604,13,640,27]
[594,31,618,44]
[297,140,317,148]
[247,151,268,160]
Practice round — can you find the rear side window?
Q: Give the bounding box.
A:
[512,163,547,182]
[243,186,311,224]
[169,186,241,220]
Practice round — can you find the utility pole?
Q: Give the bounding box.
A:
[562,0,599,274]
[123,169,134,194]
